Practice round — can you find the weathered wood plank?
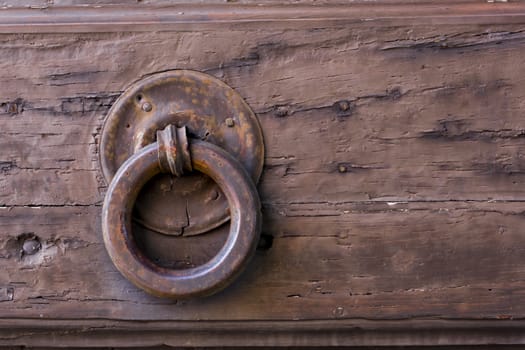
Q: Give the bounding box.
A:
[1,2,525,33]
[1,202,525,321]
[1,319,525,348]
[0,0,494,7]
[2,26,525,204]
[2,319,525,348]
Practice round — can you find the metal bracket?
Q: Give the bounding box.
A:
[157,125,192,177]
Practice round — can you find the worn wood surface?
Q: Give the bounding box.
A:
[3,2,525,33]
[2,1,525,347]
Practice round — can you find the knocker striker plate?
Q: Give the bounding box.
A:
[99,70,264,236]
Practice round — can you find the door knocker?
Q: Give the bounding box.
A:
[99,70,264,298]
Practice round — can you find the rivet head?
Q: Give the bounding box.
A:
[338,165,347,173]
[225,118,235,127]
[141,102,153,112]
[275,106,289,118]
[334,306,345,317]
[338,100,350,112]
[22,239,41,255]
[7,102,18,114]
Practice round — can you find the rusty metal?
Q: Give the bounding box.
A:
[225,117,235,127]
[22,238,40,256]
[141,101,153,112]
[102,127,261,298]
[157,125,192,177]
[337,100,350,112]
[99,70,264,236]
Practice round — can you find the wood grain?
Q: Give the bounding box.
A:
[1,2,525,346]
[1,2,525,33]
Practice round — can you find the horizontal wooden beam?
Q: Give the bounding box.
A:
[1,319,525,347]
[1,2,525,33]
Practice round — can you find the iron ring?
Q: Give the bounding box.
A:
[102,140,261,298]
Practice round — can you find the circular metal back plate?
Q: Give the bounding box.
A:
[100,70,264,236]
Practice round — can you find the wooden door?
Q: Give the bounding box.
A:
[1,1,525,347]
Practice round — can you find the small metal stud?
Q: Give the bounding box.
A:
[22,238,41,256]
[141,102,153,112]
[225,118,235,127]
[338,100,350,112]
[275,106,289,118]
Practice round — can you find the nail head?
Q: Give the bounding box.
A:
[141,102,153,112]
[225,118,235,127]
[22,239,41,255]
[338,100,350,112]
